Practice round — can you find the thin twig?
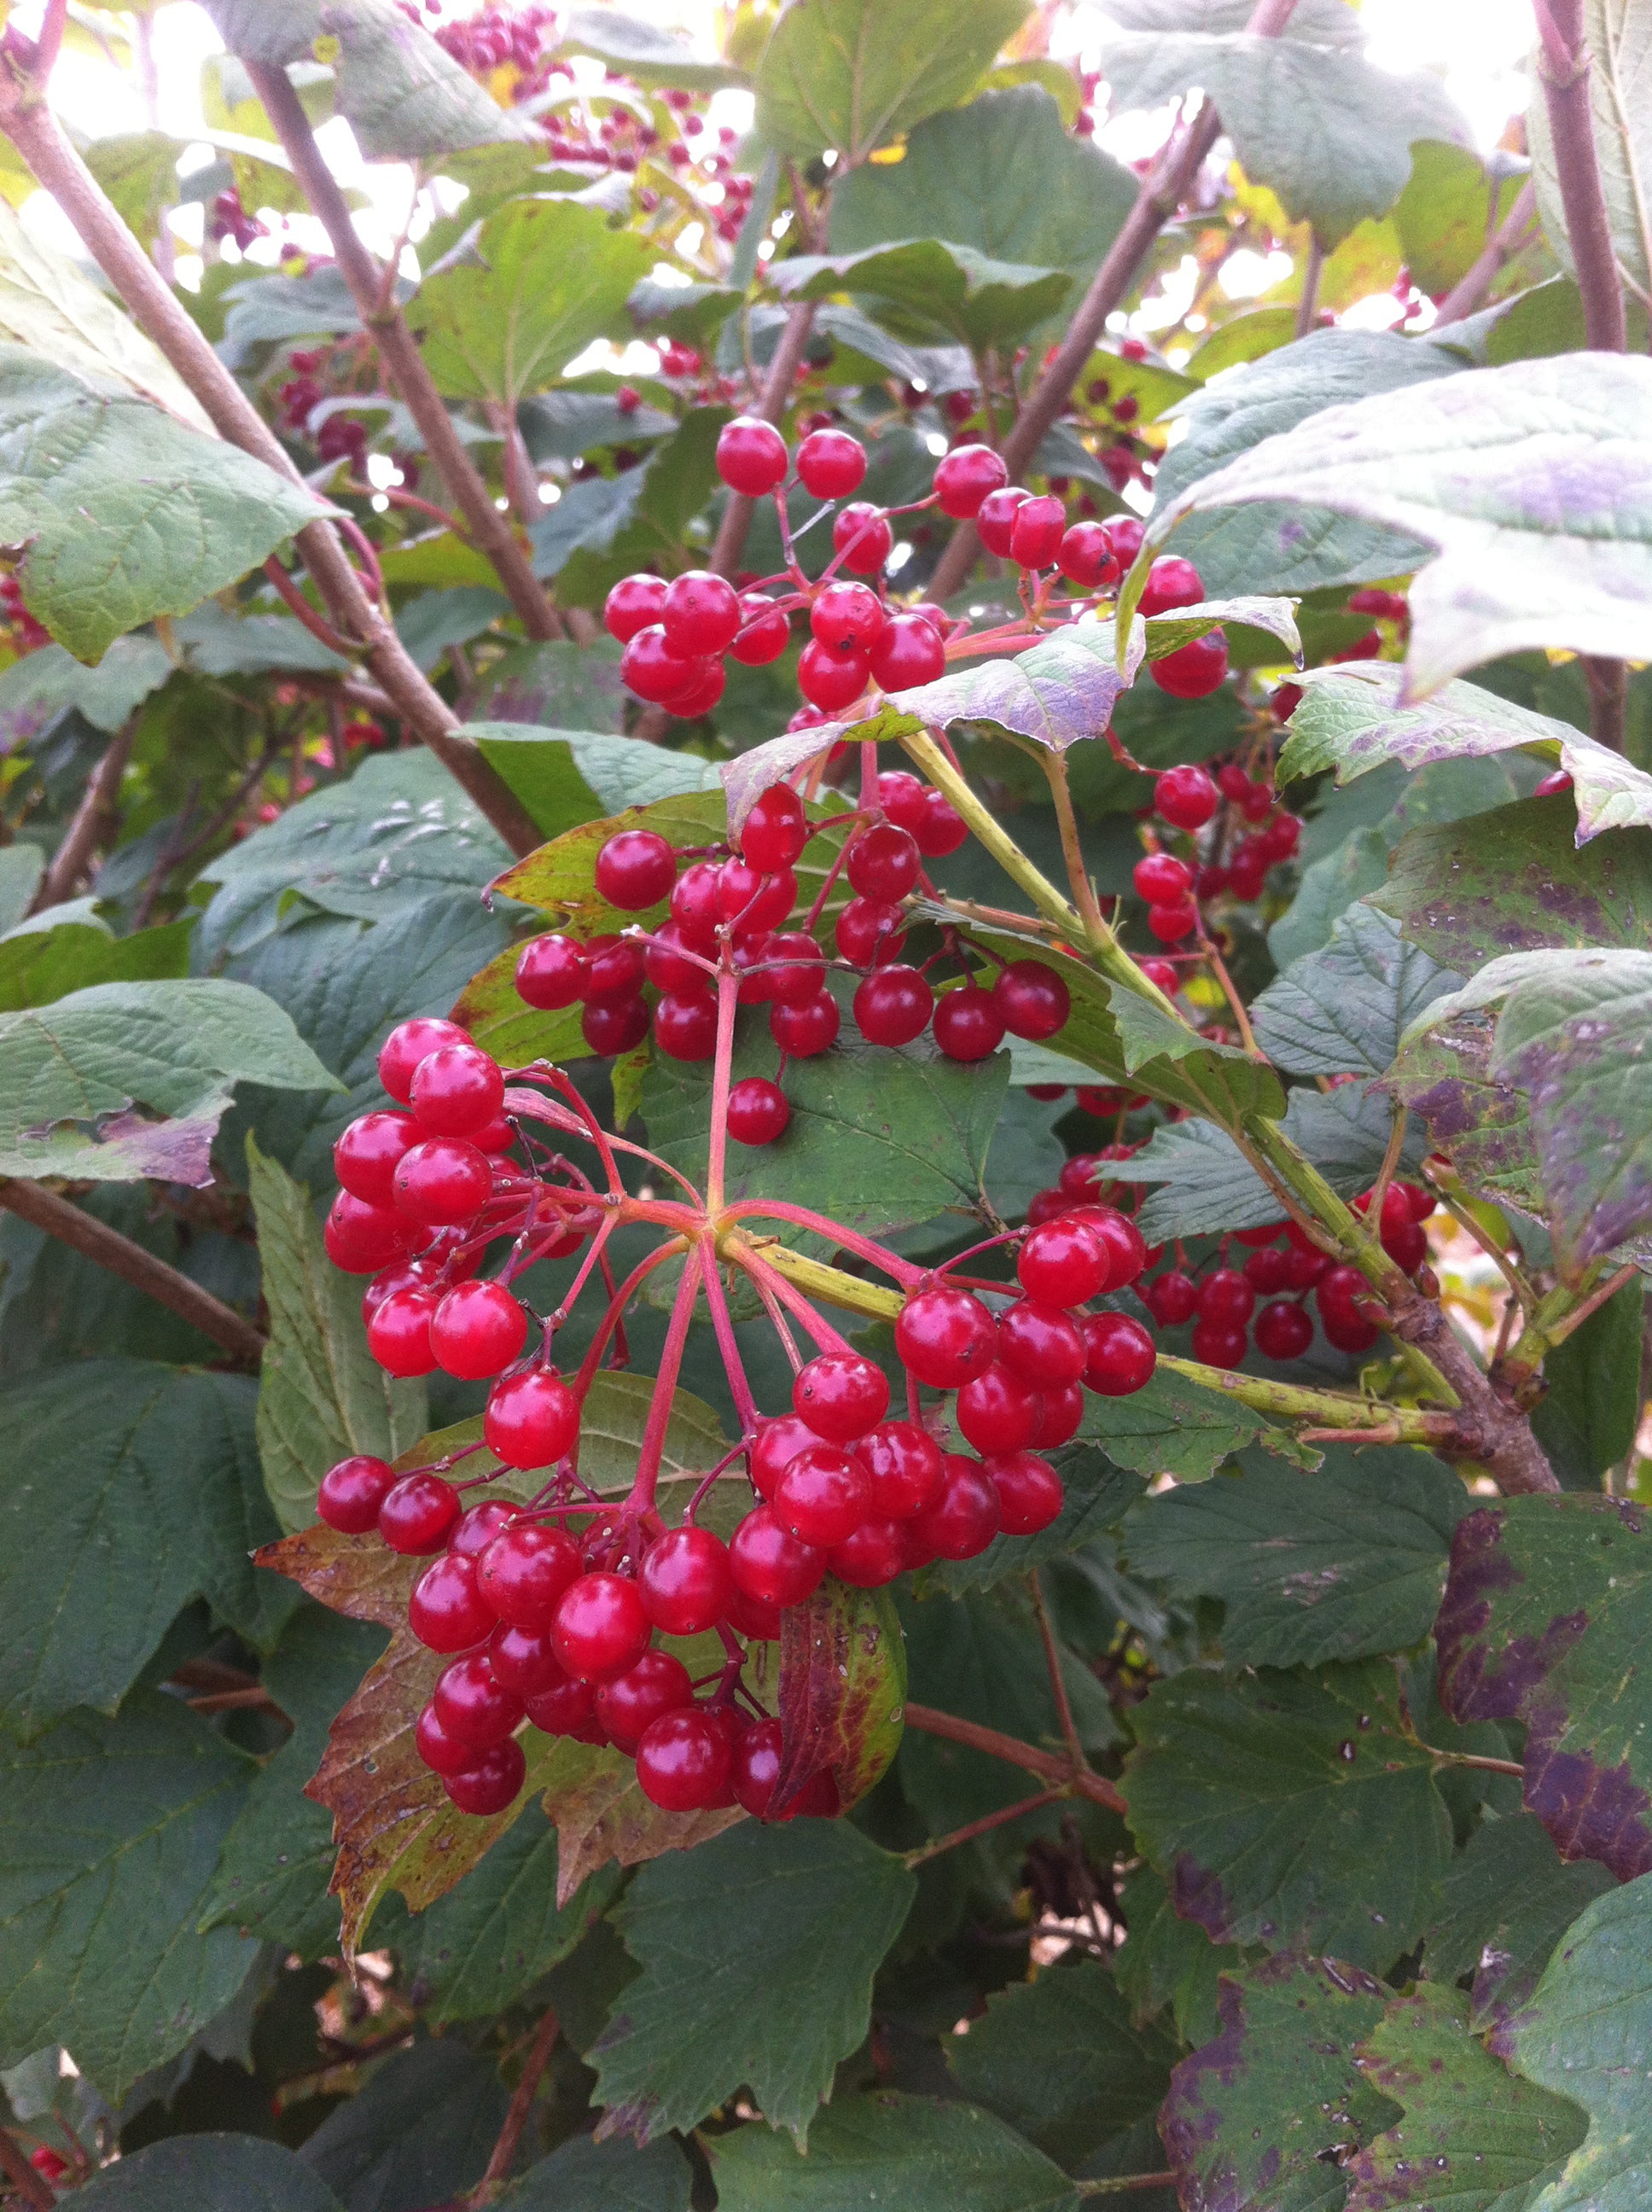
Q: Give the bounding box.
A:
[0,2128,53,2212]
[1294,232,1324,338]
[1367,1103,1408,1229]
[1028,1573,1089,1778]
[1418,1744,1525,1778]
[1433,178,1539,325]
[470,2008,559,2203]
[0,1179,267,1365]
[904,1787,1069,1869]
[903,1703,1126,1814]
[26,718,136,913]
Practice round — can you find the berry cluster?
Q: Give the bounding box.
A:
[1134,758,1303,945]
[603,423,1228,728]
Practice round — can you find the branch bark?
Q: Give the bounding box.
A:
[0,71,540,857]
[26,716,136,912]
[242,61,565,645]
[903,1702,1126,1813]
[924,0,1303,602]
[708,299,819,579]
[0,1178,268,1365]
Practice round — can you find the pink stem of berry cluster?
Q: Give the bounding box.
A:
[628,1244,705,1514]
[700,1253,763,1435]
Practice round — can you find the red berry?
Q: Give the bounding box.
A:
[595,1649,695,1753]
[1133,853,1193,905]
[894,1284,998,1390]
[1009,493,1066,568]
[762,929,825,1004]
[523,1668,600,1738]
[1072,1205,1148,1286]
[654,991,719,1061]
[811,580,885,654]
[639,1524,733,1635]
[620,624,706,705]
[1137,555,1203,616]
[1197,1267,1256,1325]
[672,860,723,948]
[367,1287,439,1377]
[771,990,841,1056]
[730,592,791,665]
[836,897,906,967]
[1138,958,1181,995]
[379,1471,460,1554]
[603,572,667,643]
[430,1281,528,1381]
[992,958,1069,1041]
[666,655,726,719]
[582,994,649,1055]
[409,1043,503,1142]
[1191,1319,1248,1367]
[433,1651,525,1747]
[741,783,808,870]
[1081,1312,1156,1394]
[378,1016,468,1103]
[729,1505,826,1606]
[869,612,945,689]
[552,1570,650,1681]
[796,426,867,498]
[750,1412,817,1499]
[1152,632,1229,699]
[828,1516,906,1586]
[1254,1301,1314,1361]
[596,829,678,911]
[934,984,1005,1062]
[794,1349,890,1441]
[1143,1268,1197,1325]
[416,1702,479,1776]
[933,442,1007,518]
[1244,1246,1294,1295]
[488,1621,567,1697]
[662,569,740,656]
[410,1550,495,1650]
[957,1363,1038,1454]
[1019,1218,1108,1304]
[442,1737,526,1816]
[910,1452,1002,1558]
[844,830,917,910]
[1155,764,1219,830]
[797,638,870,712]
[636,1707,734,1810]
[1535,766,1573,798]
[986,1450,1064,1534]
[998,1299,1087,1387]
[831,502,893,573]
[1146,901,1198,944]
[392,1138,491,1227]
[717,415,788,495]
[852,1420,945,1518]
[515,934,589,1010]
[1056,521,1119,589]
[1102,515,1146,565]
[334,1111,419,1208]
[717,859,796,933]
[317,1454,396,1534]
[477,1522,583,1627]
[776,1442,870,1545]
[726,1075,790,1146]
[449,1500,515,1561]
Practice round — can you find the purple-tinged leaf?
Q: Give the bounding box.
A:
[889,620,1144,753]
[1137,354,1652,696]
[1143,594,1301,661]
[1435,1495,1652,1883]
[775,1576,905,1814]
[718,703,911,836]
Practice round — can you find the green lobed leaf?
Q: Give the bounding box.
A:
[467,723,723,841]
[1075,1360,1307,1481]
[1143,355,1652,699]
[945,1959,1178,2170]
[1499,1870,1652,2211]
[590,1820,916,2144]
[1124,1657,1453,1966]
[886,619,1145,753]
[1122,1446,1471,1668]
[1160,1953,1400,2212]
[752,0,1030,165]
[709,2091,1079,2212]
[1113,1861,1238,2047]
[0,634,173,744]
[1435,1495,1652,1883]
[1422,1812,1614,2034]
[773,240,1072,352]
[295,2036,509,2209]
[0,977,339,1185]
[0,1691,261,2100]
[0,1359,293,1741]
[1343,1982,1585,2212]
[494,2133,695,2211]
[247,1138,427,1534]
[0,911,189,1016]
[1249,902,1462,1076]
[775,1577,905,1814]
[71,2136,346,2212]
[0,346,329,664]
[1532,1273,1646,1492]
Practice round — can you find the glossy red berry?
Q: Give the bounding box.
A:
[957,1364,1038,1454]
[1152,631,1229,699]
[379,1471,460,1554]
[602,572,667,643]
[595,829,676,911]
[1081,1312,1157,1395]
[794,1349,890,1442]
[639,1524,733,1635]
[1073,1205,1148,1287]
[1019,1217,1108,1304]
[771,990,841,1056]
[987,1450,1064,1535]
[729,1505,826,1606]
[797,638,870,712]
[636,1708,734,1811]
[869,612,945,689]
[828,1516,906,1587]
[416,1702,480,1776]
[1143,1268,1197,1325]
[852,1420,945,1519]
[836,897,907,967]
[811,580,885,654]
[409,1551,495,1651]
[477,1522,583,1628]
[620,624,705,704]
[392,1138,491,1227]
[488,1621,567,1697]
[975,486,1028,557]
[662,569,741,656]
[934,985,1005,1062]
[671,861,723,949]
[317,1453,396,1534]
[582,994,649,1055]
[998,1299,1086,1387]
[1147,901,1198,943]
[409,1043,503,1142]
[726,1076,790,1146]
[1244,1245,1294,1296]
[730,592,791,665]
[366,1287,439,1377]
[847,824,921,901]
[876,771,928,833]
[1133,853,1194,904]
[1137,555,1204,616]
[442,1737,526,1816]
[741,783,808,870]
[378,1016,468,1103]
[716,860,796,933]
[763,929,826,1004]
[1534,766,1573,798]
[433,1651,525,1747]
[776,1443,870,1545]
[448,1500,516,1562]
[1009,493,1066,568]
[992,959,1070,1041]
[523,1667,600,1738]
[796,426,867,498]
[1254,1301,1314,1361]
[515,934,589,1010]
[894,1284,998,1389]
[551,1571,650,1681]
[716,414,788,494]
[1155,764,1220,830]
[832,502,893,573]
[334,1111,419,1208]
[595,1649,695,1754]
[654,991,718,1061]
[1056,521,1119,589]
[1191,1319,1248,1368]
[933,442,1007,518]
[1197,1267,1256,1325]
[749,1412,818,1500]
[430,1281,528,1381]
[1102,515,1146,565]
[911,1453,1002,1559]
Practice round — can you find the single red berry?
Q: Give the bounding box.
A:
[595,830,677,915]
[442,1737,526,1816]
[717,859,797,934]
[379,1471,460,1555]
[957,1363,1038,1454]
[1254,1301,1314,1361]
[1382,1215,1428,1272]
[1535,766,1573,798]
[797,638,870,712]
[934,984,1005,1062]
[911,1453,1002,1559]
[987,1450,1064,1534]
[639,1525,733,1635]
[1138,957,1181,995]
[1244,1246,1294,1296]
[582,994,650,1055]
[1081,1311,1156,1394]
[997,1299,1087,1387]
[595,1649,695,1754]
[477,1521,583,1628]
[992,958,1070,1041]
[430,1281,528,1381]
[1264,811,1302,860]
[1133,853,1194,905]
[1191,1318,1248,1367]
[869,612,945,690]
[877,771,929,833]
[1056,521,1119,589]
[895,1284,998,1388]
[488,1621,567,1697]
[1071,1204,1149,1287]
[794,1349,890,1442]
[727,1075,790,1146]
[620,624,706,705]
[366,1287,439,1377]
[933,442,1008,518]
[523,1667,600,1738]
[654,991,719,1062]
[846,824,921,902]
[729,1505,826,1606]
[811,579,885,654]
[852,1420,945,1519]
[975,486,1029,557]
[1397,1180,1437,1223]
[416,1702,480,1776]
[378,1016,468,1103]
[662,568,741,656]
[410,1550,496,1650]
[1138,555,1203,616]
[643,922,707,997]
[1019,1217,1108,1304]
[1146,901,1197,944]
[796,426,867,498]
[433,1651,525,1747]
[1155,763,1219,830]
[1227,853,1269,903]
[636,1707,734,1811]
[831,502,893,573]
[716,415,788,494]
[771,989,841,1056]
[334,1111,419,1208]
[763,929,826,1005]
[1197,1267,1256,1325]
[1009,493,1067,568]
[392,1138,491,1227]
[409,1043,504,1142]
[603,572,667,643]
[836,896,906,968]
[916,789,968,856]
[730,591,791,665]
[666,656,726,720]
[750,1412,818,1500]
[776,1442,870,1545]
[741,783,808,870]
[552,1570,650,1681]
[671,861,723,949]
[1143,1269,1197,1325]
[515,934,589,1010]
[317,1454,396,1534]
[1034,1379,1086,1451]
[446,1499,515,1561]
[1152,631,1229,699]
[828,1515,906,1587]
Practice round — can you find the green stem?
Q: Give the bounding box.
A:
[1039,745,1113,955]
[1501,1260,1638,1384]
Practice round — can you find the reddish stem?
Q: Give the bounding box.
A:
[628,1245,704,1513]
[572,1241,685,1403]
[739,1248,854,1353]
[701,1251,762,1435]
[262,556,358,655]
[724,1200,927,1286]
